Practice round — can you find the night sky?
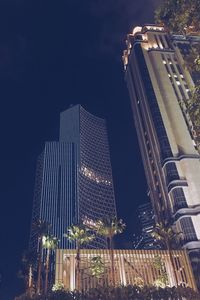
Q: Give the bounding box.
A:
[0,0,161,299]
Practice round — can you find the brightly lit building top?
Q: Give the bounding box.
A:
[123,24,165,68]
[123,24,200,70]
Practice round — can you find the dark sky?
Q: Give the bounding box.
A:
[0,0,161,299]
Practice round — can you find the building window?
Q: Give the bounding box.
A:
[164,162,179,184]
[171,187,187,212]
[180,217,197,242]
[135,44,173,160]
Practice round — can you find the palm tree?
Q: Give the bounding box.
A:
[22,251,36,293]
[64,223,95,290]
[89,216,125,286]
[17,250,36,296]
[151,222,183,287]
[42,235,59,294]
[33,219,51,294]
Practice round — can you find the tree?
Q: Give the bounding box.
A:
[184,45,200,74]
[155,0,200,35]
[86,216,125,286]
[184,81,200,152]
[187,82,200,127]
[64,224,95,290]
[33,219,51,294]
[154,1,200,150]
[151,223,183,287]
[42,235,59,294]
[18,250,36,296]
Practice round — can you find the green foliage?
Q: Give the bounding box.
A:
[64,224,95,247]
[42,235,59,250]
[33,220,51,238]
[16,285,200,300]
[33,219,52,295]
[52,282,65,291]
[155,0,200,34]
[86,216,126,241]
[153,256,169,288]
[184,81,200,152]
[187,82,200,126]
[84,216,125,285]
[151,222,183,250]
[154,1,200,141]
[64,223,95,290]
[185,45,200,73]
[90,256,105,278]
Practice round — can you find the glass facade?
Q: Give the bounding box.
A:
[180,217,197,243]
[29,105,116,251]
[79,107,116,248]
[136,202,160,250]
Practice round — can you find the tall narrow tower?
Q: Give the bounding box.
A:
[123,25,200,285]
[137,202,158,250]
[29,105,116,251]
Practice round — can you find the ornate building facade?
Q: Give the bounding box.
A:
[123,25,200,285]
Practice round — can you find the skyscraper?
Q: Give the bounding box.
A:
[137,202,159,250]
[123,25,200,284]
[29,105,116,252]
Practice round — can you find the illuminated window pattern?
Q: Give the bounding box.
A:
[81,166,111,186]
[161,53,197,143]
[135,44,173,160]
[79,107,116,248]
[29,106,117,252]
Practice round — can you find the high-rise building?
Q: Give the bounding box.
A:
[29,105,116,252]
[123,25,200,285]
[137,202,159,250]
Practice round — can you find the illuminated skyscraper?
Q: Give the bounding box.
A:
[123,25,200,285]
[29,105,116,251]
[137,202,159,250]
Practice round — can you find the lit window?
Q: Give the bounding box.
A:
[81,166,111,186]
